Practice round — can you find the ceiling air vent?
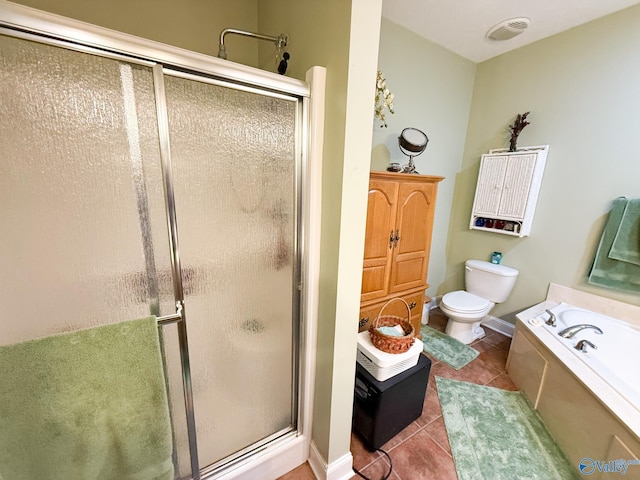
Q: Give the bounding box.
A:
[487,17,530,41]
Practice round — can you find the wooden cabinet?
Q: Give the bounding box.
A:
[359,172,444,337]
[469,145,548,237]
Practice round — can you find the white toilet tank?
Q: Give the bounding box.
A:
[465,259,519,303]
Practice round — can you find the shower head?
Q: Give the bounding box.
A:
[278,52,290,75]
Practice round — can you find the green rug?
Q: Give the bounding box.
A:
[420,324,478,370]
[436,377,579,480]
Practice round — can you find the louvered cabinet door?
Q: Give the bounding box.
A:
[497,153,537,218]
[361,179,398,303]
[472,154,509,217]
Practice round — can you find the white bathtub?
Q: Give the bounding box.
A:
[516,299,640,439]
[535,302,640,411]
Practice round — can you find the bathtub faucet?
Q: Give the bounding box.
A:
[544,309,557,327]
[574,339,597,353]
[558,324,603,339]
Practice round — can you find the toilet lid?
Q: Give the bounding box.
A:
[442,291,491,313]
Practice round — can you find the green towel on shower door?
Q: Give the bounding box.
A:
[588,197,640,293]
[0,317,174,480]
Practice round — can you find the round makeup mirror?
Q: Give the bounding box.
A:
[398,128,428,173]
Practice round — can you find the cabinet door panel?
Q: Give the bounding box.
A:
[389,182,436,293]
[361,180,398,302]
[472,155,507,216]
[506,327,547,408]
[498,154,536,218]
[392,256,426,290]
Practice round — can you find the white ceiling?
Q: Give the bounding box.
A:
[382,0,640,63]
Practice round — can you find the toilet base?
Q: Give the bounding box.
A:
[445,319,486,344]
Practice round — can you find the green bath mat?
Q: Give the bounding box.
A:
[420,324,478,370]
[436,377,579,480]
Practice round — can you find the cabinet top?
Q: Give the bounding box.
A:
[487,145,549,155]
[370,171,445,182]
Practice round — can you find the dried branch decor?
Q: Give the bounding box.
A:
[508,111,530,152]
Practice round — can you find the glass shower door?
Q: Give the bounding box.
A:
[163,71,300,469]
[0,33,198,478]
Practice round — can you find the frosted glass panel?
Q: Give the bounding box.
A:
[0,35,173,342]
[164,74,298,466]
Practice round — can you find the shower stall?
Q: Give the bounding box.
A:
[0,4,320,479]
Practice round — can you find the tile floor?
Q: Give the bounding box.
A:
[278,308,518,480]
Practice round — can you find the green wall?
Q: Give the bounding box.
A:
[12,0,261,67]
[259,0,383,464]
[373,18,476,298]
[446,4,640,318]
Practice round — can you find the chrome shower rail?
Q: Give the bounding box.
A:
[217,28,288,60]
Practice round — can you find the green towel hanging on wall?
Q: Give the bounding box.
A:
[0,317,174,480]
[588,197,640,293]
[609,198,640,266]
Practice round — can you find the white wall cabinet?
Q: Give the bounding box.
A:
[469,145,548,237]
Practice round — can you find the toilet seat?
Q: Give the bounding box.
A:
[441,290,492,314]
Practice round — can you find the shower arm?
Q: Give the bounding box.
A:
[217,28,288,60]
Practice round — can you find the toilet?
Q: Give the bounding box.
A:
[440,259,519,344]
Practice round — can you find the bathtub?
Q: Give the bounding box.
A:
[533,302,640,413]
[507,287,640,473]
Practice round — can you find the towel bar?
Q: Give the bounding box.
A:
[157,302,184,326]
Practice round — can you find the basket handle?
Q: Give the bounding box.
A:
[374,297,412,328]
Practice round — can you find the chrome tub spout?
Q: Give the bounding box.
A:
[558,324,603,339]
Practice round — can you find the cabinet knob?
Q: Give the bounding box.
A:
[409,302,417,309]
[359,317,369,328]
